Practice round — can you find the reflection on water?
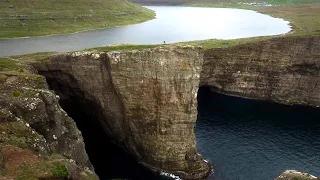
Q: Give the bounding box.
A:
[0,6,291,57]
[196,87,320,180]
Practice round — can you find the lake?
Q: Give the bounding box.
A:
[0,6,291,57]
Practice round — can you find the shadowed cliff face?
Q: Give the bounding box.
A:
[201,36,320,107]
[30,36,320,179]
[33,46,211,179]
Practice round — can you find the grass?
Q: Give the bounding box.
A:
[173,1,320,50]
[0,58,19,71]
[185,2,253,8]
[0,52,57,77]
[85,44,162,52]
[176,36,272,49]
[51,163,69,178]
[185,0,320,7]
[254,4,320,36]
[183,1,320,36]
[0,0,319,67]
[0,0,155,38]
[0,121,46,149]
[132,0,320,6]
[12,160,69,179]
[86,1,320,51]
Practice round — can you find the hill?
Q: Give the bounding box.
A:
[0,0,155,38]
[129,0,319,6]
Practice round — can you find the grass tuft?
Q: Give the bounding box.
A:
[51,163,69,178]
[85,44,162,52]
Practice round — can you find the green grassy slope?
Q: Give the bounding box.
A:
[175,3,320,49]
[0,0,155,38]
[183,0,320,8]
[129,0,320,6]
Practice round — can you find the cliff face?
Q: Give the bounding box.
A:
[201,36,320,107]
[33,46,211,179]
[3,35,319,179]
[0,72,97,179]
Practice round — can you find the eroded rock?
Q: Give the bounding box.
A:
[0,73,97,179]
[33,46,211,179]
[201,36,320,107]
[275,170,319,180]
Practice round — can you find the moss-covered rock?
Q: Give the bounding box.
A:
[275,170,319,180]
[0,66,98,179]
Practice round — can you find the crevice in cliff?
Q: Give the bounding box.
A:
[37,71,164,179]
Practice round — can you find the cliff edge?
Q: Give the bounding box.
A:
[201,36,320,107]
[0,70,98,179]
[1,35,319,179]
[33,46,212,179]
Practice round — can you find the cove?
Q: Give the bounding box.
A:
[28,36,320,179]
[196,87,320,180]
[0,6,291,57]
[45,82,320,180]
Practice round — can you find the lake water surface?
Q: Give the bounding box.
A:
[0,6,291,57]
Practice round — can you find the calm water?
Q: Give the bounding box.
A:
[196,87,320,180]
[0,6,291,57]
[71,86,319,180]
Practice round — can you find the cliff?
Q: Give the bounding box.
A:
[0,71,98,179]
[32,46,211,179]
[1,35,319,179]
[201,36,320,107]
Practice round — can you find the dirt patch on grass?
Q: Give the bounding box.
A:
[1,145,40,169]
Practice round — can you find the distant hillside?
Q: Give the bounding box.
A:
[129,0,319,5]
[0,0,155,38]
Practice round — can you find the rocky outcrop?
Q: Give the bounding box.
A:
[201,36,320,107]
[33,46,211,179]
[0,73,98,179]
[275,170,319,180]
[2,35,319,179]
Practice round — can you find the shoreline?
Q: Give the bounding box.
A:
[0,4,293,40]
[0,17,155,40]
[0,11,156,40]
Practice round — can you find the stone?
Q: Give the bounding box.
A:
[201,36,320,107]
[2,35,320,179]
[0,72,95,179]
[33,46,212,179]
[275,170,318,180]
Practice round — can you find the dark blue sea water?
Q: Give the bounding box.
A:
[62,86,320,180]
[196,87,320,180]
